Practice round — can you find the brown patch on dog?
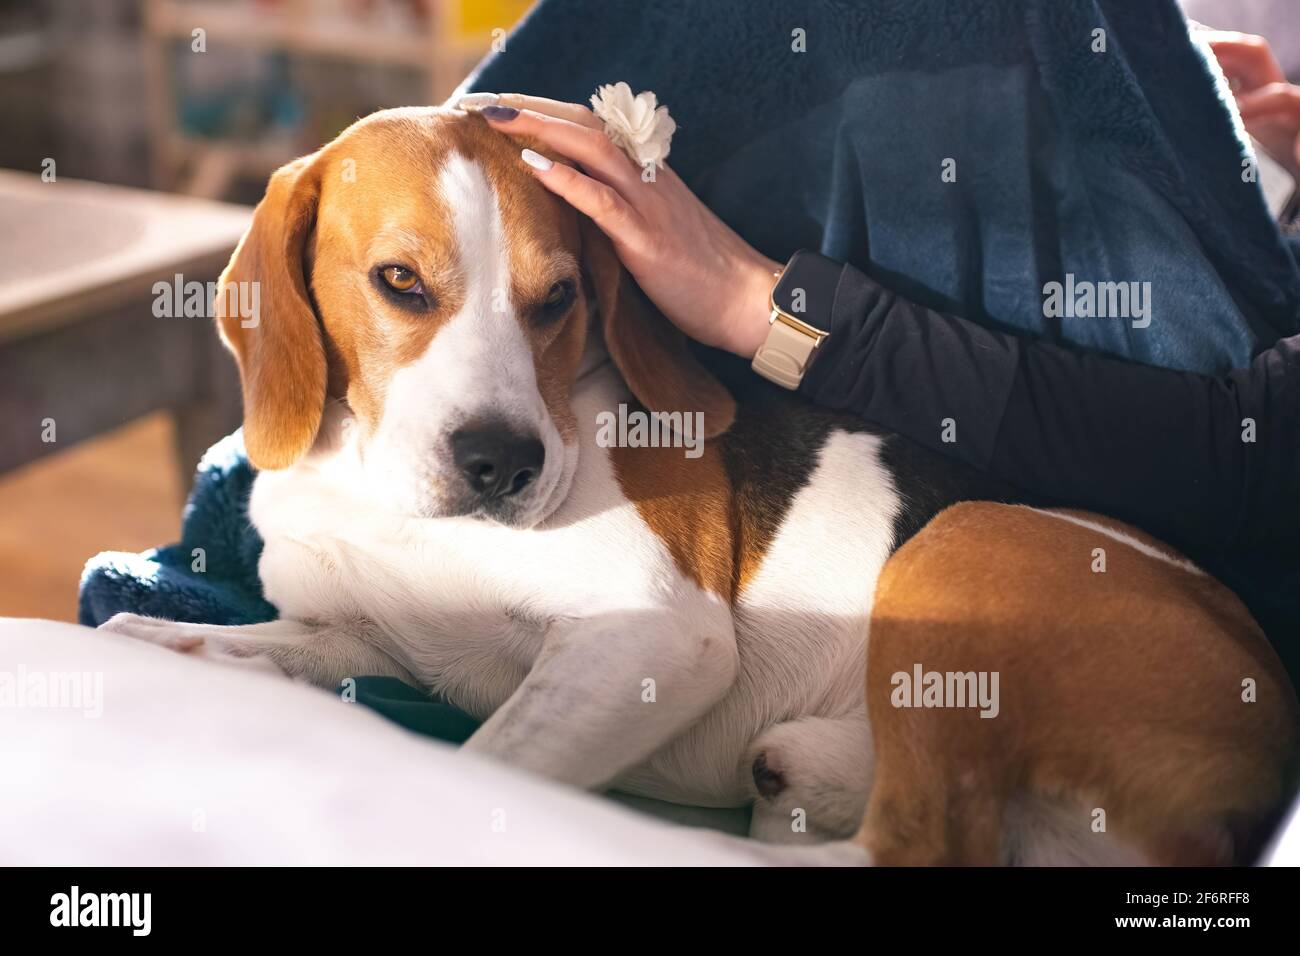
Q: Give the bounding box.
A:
[611,440,735,598]
[216,153,328,470]
[857,501,1298,866]
[578,217,735,441]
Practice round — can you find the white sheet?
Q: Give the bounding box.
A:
[5,616,1295,866]
[0,618,762,866]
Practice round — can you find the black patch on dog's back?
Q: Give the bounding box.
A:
[705,352,1021,557]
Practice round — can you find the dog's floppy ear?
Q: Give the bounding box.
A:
[579,217,735,438]
[216,153,326,471]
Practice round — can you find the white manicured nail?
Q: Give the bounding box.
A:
[521,149,553,171]
[457,92,500,110]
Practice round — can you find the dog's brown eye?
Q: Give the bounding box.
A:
[537,279,575,323]
[381,266,421,293]
[543,281,569,308]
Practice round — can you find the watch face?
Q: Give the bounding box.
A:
[772,250,840,333]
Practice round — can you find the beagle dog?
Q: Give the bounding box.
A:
[102,108,1297,864]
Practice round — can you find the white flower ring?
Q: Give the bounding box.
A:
[589,82,676,170]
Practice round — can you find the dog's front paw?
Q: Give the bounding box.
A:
[98,612,205,651]
[98,613,288,677]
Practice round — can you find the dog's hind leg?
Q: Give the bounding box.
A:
[854,710,1009,866]
[746,713,874,841]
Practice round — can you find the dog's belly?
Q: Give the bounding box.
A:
[614,429,901,808]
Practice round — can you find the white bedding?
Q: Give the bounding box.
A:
[0,617,762,866]
[4,616,1296,866]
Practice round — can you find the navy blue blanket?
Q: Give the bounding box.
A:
[81,0,1300,738]
[81,432,273,628]
[472,0,1299,370]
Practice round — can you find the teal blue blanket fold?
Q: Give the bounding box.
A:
[80,0,1300,741]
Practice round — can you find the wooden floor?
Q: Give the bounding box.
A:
[0,412,183,622]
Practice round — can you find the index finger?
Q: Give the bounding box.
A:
[479,107,642,193]
[458,92,603,131]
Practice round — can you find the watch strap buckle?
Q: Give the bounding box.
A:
[752,309,826,389]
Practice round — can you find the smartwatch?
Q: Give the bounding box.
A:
[751,250,840,389]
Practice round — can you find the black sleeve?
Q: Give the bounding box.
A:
[799,262,1300,554]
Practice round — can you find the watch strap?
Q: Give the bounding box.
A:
[752,313,823,389]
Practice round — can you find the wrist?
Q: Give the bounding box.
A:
[726,252,781,358]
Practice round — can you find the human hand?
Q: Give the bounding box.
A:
[1205,31,1300,167]
[458,92,780,358]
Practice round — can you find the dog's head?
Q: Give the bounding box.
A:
[217,107,733,526]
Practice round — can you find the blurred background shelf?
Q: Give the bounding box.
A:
[0,0,528,201]
[142,0,528,197]
[148,0,441,68]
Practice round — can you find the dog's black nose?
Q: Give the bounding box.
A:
[452,426,545,500]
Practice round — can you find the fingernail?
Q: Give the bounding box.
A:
[481,105,520,122]
[457,92,500,110]
[521,149,553,171]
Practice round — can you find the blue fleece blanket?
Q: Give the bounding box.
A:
[470,0,1299,369]
[80,0,1300,738]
